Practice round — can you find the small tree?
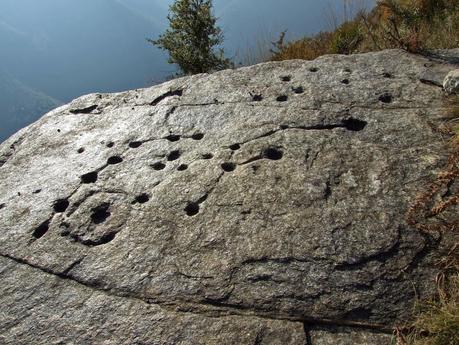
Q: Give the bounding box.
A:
[149,0,232,75]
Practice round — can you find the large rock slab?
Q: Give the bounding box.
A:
[1,49,458,343]
[0,256,305,344]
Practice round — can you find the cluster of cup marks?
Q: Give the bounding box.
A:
[22,68,394,242]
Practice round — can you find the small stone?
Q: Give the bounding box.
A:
[443,69,459,94]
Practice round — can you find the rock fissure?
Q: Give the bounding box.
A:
[69,104,99,114]
[334,232,401,271]
[304,323,313,345]
[240,119,367,147]
[0,252,393,332]
[151,89,184,106]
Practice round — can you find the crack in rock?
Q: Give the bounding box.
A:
[151,89,183,106]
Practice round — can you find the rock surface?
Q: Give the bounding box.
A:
[443,69,459,94]
[308,326,394,345]
[1,49,458,344]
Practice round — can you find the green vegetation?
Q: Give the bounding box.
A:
[149,0,232,75]
[271,0,459,62]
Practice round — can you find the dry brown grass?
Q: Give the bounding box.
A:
[401,95,459,345]
[396,261,459,345]
[270,32,334,62]
[361,0,459,52]
[271,0,459,62]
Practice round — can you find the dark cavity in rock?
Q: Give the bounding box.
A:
[70,105,98,114]
[106,142,115,148]
[263,147,284,160]
[33,189,42,194]
[221,162,236,172]
[90,203,111,224]
[276,95,288,102]
[191,133,204,140]
[151,89,183,106]
[77,147,85,154]
[379,93,393,103]
[177,164,188,171]
[167,150,181,161]
[341,79,350,85]
[151,162,166,171]
[281,76,291,82]
[166,134,181,142]
[0,203,5,210]
[184,202,200,217]
[150,89,183,105]
[93,232,116,246]
[129,141,143,148]
[133,193,150,204]
[229,144,241,151]
[252,94,263,101]
[293,86,304,94]
[107,156,123,165]
[54,199,70,213]
[309,67,319,72]
[202,153,213,160]
[342,118,367,131]
[33,220,50,239]
[81,171,98,184]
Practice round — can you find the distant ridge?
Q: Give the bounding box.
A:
[0,69,60,143]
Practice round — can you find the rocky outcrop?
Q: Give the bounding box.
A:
[1,49,458,344]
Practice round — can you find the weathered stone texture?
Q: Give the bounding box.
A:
[309,326,394,345]
[1,49,458,344]
[443,69,459,94]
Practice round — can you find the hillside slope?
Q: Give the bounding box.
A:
[0,70,60,142]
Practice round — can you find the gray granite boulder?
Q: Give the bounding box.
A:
[443,69,459,94]
[1,49,458,344]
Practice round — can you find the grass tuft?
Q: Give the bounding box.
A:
[401,95,459,345]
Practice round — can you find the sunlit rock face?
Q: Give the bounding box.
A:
[444,69,459,94]
[0,49,458,344]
